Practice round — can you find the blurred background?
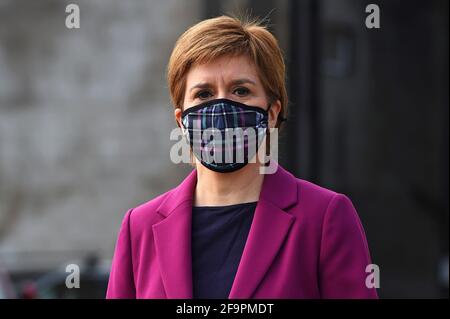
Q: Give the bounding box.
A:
[0,0,448,298]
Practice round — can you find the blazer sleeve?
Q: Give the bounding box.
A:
[106,208,136,299]
[318,193,378,299]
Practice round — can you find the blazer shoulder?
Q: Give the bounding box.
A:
[126,188,175,229]
[291,177,348,221]
[296,178,338,203]
[293,178,362,228]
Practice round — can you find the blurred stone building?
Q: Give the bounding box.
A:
[0,0,448,298]
[0,0,202,274]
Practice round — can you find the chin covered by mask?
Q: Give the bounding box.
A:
[181,98,272,173]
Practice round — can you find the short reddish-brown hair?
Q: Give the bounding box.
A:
[167,15,288,127]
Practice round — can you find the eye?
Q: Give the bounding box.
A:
[195,90,213,100]
[233,87,250,97]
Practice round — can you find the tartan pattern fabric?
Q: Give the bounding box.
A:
[181,99,269,172]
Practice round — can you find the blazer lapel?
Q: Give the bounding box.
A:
[152,163,298,299]
[152,169,197,298]
[228,163,298,299]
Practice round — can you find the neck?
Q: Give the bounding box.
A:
[194,162,264,206]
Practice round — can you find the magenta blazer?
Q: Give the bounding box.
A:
[106,164,378,299]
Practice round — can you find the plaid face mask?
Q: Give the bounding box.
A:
[181,98,271,173]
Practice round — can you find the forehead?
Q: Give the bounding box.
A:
[185,54,260,85]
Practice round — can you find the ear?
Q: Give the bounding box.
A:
[174,108,183,127]
[269,99,282,128]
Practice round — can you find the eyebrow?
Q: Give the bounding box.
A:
[189,78,257,92]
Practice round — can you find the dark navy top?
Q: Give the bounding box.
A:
[191,201,257,299]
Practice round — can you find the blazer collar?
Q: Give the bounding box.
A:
[152,162,298,298]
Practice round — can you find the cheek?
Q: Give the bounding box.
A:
[182,88,197,109]
[178,81,190,109]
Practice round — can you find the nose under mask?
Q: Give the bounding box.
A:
[181,98,271,173]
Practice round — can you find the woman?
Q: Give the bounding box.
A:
[106,15,378,299]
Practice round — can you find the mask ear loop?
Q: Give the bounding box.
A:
[264,102,272,168]
[263,101,287,168]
